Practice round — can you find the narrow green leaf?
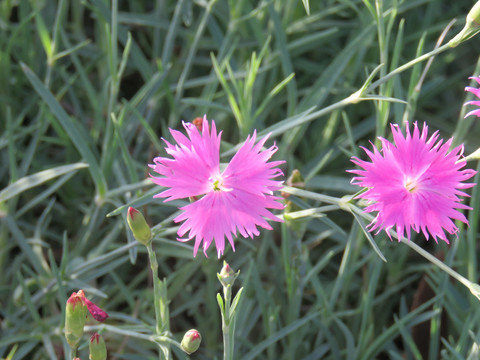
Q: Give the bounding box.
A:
[302,0,310,15]
[217,292,225,314]
[229,287,244,319]
[243,311,319,360]
[21,63,107,195]
[351,210,387,262]
[34,12,52,59]
[0,163,87,203]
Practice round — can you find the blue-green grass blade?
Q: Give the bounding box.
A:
[21,63,107,195]
[0,163,87,203]
[243,311,320,360]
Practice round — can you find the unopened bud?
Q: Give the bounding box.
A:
[181,329,202,354]
[89,333,107,360]
[127,207,152,245]
[217,261,239,288]
[65,290,88,348]
[468,1,480,26]
[449,1,480,47]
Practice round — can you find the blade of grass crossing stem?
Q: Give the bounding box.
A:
[20,63,107,196]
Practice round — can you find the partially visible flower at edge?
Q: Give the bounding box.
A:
[464,76,480,118]
[348,122,476,243]
[149,115,285,258]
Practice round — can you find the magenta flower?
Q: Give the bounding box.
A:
[464,76,480,118]
[349,122,476,243]
[149,116,284,257]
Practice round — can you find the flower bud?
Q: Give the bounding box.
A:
[217,261,239,288]
[89,333,107,360]
[127,207,152,245]
[449,1,480,47]
[468,1,480,26]
[181,329,202,354]
[65,290,88,349]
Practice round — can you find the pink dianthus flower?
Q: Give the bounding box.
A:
[349,122,476,243]
[464,75,480,118]
[149,116,284,257]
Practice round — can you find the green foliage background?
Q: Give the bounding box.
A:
[1,0,480,359]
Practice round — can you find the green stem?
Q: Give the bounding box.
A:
[366,43,451,94]
[281,186,479,299]
[146,243,161,334]
[403,238,471,288]
[223,285,233,360]
[85,324,181,349]
[146,242,171,360]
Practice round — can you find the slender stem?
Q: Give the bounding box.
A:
[85,324,182,349]
[223,285,233,360]
[146,242,171,360]
[281,186,479,297]
[146,243,161,334]
[366,43,451,94]
[347,202,475,290]
[403,238,471,288]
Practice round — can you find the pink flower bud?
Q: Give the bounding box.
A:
[89,333,107,360]
[217,261,239,288]
[126,207,152,245]
[181,329,202,354]
[65,291,88,349]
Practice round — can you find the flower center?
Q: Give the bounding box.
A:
[210,174,232,192]
[212,179,222,191]
[404,177,418,193]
